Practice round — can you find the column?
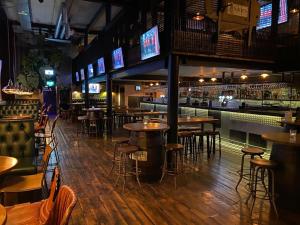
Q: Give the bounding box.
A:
[106,73,113,135]
[167,54,179,143]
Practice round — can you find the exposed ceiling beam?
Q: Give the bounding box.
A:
[83,0,134,7]
[11,20,100,34]
[86,3,106,31]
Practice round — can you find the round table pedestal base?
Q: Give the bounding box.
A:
[130,131,163,182]
[270,144,300,211]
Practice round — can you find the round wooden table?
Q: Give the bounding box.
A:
[262,132,300,211]
[123,122,169,182]
[0,204,6,225]
[0,156,18,176]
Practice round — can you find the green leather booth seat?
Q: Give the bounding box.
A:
[0,104,39,120]
[7,100,41,105]
[0,119,37,175]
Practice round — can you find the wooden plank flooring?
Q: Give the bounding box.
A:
[55,120,300,225]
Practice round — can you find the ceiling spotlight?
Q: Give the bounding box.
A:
[211,78,217,82]
[260,73,269,79]
[155,82,159,86]
[199,78,204,83]
[193,12,204,21]
[150,83,154,86]
[240,74,248,80]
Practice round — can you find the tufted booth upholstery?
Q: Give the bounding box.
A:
[0,104,40,120]
[0,119,37,175]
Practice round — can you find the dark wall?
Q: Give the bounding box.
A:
[0,8,15,101]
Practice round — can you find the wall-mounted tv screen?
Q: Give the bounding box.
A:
[88,64,94,78]
[75,72,80,82]
[257,0,287,30]
[80,68,85,80]
[82,83,101,94]
[97,57,105,74]
[135,85,141,91]
[140,26,160,60]
[112,47,124,69]
[45,69,54,76]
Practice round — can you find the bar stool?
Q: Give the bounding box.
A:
[246,158,278,217]
[177,131,194,158]
[160,143,184,189]
[77,115,88,136]
[114,145,141,192]
[88,113,100,136]
[236,147,264,190]
[206,130,221,157]
[108,137,130,175]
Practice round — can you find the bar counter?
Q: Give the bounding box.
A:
[140,102,285,149]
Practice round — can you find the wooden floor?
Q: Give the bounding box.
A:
[55,120,300,225]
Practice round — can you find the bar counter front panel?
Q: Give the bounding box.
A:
[140,102,283,150]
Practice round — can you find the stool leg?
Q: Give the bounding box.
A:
[218,134,221,157]
[115,152,122,187]
[160,150,168,183]
[270,169,279,217]
[250,167,260,216]
[108,143,118,175]
[246,164,255,204]
[135,153,141,188]
[122,154,127,192]
[236,153,246,190]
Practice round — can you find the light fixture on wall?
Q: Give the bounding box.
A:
[260,73,269,79]
[199,78,204,83]
[240,74,248,80]
[155,82,159,86]
[211,77,217,82]
[150,83,154,86]
[193,12,204,21]
[290,8,299,14]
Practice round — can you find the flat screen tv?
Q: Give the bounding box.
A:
[97,57,105,74]
[82,83,101,94]
[75,72,80,82]
[257,0,287,30]
[112,47,124,69]
[140,26,160,60]
[80,68,85,80]
[88,64,94,78]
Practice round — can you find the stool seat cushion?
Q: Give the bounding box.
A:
[112,137,130,144]
[242,147,264,155]
[117,145,139,154]
[77,116,88,120]
[250,158,277,168]
[165,143,184,151]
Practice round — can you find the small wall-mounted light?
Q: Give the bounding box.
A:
[240,75,248,80]
[193,12,204,21]
[260,73,269,79]
[155,82,159,86]
[290,8,299,14]
[211,78,217,82]
[199,78,205,83]
[150,83,154,86]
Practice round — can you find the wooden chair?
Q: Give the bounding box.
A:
[4,167,61,225]
[0,141,55,203]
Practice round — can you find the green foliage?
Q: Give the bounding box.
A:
[16,49,63,90]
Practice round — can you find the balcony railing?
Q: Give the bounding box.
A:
[172,18,274,62]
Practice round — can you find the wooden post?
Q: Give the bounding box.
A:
[106,73,113,135]
[167,54,179,143]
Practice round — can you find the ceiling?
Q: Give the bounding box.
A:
[1,0,122,40]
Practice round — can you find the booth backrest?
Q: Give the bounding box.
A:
[0,119,35,158]
[0,104,40,120]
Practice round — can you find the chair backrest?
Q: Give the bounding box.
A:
[45,185,77,225]
[39,167,61,225]
[50,115,59,136]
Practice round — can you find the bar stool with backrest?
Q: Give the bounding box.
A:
[108,136,130,175]
[236,146,264,190]
[77,114,88,136]
[114,144,141,192]
[87,111,100,136]
[4,167,61,224]
[160,143,184,189]
[246,158,278,217]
